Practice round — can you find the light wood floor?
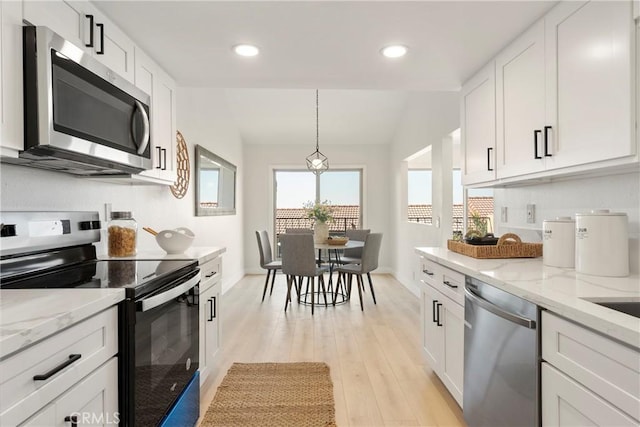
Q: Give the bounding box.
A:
[199,273,466,427]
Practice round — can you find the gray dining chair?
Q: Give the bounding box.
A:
[255,230,282,302]
[339,229,371,265]
[285,228,313,234]
[280,233,329,315]
[334,233,383,311]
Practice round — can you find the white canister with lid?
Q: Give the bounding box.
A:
[575,210,629,277]
[543,217,575,268]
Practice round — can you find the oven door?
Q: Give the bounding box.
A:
[133,272,200,427]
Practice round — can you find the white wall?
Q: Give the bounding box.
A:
[0,88,245,293]
[243,143,390,273]
[389,92,460,296]
[494,171,640,274]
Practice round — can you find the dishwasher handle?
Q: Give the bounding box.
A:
[464,285,536,329]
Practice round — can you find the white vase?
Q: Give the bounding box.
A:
[314,221,329,244]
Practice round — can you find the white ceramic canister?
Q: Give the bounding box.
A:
[543,217,575,268]
[575,210,629,277]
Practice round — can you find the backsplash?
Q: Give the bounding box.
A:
[494,171,640,274]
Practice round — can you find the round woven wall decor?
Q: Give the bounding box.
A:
[170,131,190,199]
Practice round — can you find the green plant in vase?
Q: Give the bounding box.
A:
[304,200,334,243]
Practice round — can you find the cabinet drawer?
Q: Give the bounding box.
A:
[438,265,465,306]
[200,256,221,292]
[420,257,439,288]
[542,311,640,421]
[0,307,118,426]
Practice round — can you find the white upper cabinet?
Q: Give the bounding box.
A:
[634,0,639,20]
[23,0,135,83]
[496,19,547,178]
[462,0,638,185]
[544,0,636,170]
[133,47,177,185]
[461,61,497,185]
[0,0,23,157]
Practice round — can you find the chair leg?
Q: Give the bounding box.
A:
[333,272,342,305]
[356,274,364,311]
[269,269,277,296]
[284,275,293,311]
[262,270,271,302]
[320,274,328,307]
[311,277,315,315]
[367,272,377,304]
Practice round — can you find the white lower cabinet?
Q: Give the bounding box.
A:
[198,256,222,385]
[541,311,640,425]
[21,358,119,427]
[419,260,464,407]
[0,307,119,426]
[542,363,638,427]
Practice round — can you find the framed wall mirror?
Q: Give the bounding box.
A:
[195,145,237,216]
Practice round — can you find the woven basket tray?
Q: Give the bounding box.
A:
[447,233,542,259]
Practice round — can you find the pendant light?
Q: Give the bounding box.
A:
[306,90,329,174]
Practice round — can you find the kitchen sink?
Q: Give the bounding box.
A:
[583,298,640,319]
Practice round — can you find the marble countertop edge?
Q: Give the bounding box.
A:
[0,289,125,359]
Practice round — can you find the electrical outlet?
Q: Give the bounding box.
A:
[501,207,508,223]
[526,204,535,224]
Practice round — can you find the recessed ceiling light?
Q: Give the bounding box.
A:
[233,44,259,57]
[381,45,408,58]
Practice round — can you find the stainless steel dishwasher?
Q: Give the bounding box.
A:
[463,276,539,427]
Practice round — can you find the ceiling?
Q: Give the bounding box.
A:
[94,1,557,145]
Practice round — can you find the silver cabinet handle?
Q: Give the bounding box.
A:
[139,274,200,312]
[134,100,150,155]
[464,286,536,329]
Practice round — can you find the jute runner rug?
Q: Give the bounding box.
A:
[200,362,337,427]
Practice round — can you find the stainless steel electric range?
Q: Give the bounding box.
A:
[0,211,201,427]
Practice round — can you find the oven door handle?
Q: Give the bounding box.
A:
[139,273,201,312]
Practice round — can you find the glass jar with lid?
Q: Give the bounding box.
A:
[108,211,137,257]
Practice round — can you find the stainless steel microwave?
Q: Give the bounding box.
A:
[19,26,152,175]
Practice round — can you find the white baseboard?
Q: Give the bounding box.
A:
[391,271,420,298]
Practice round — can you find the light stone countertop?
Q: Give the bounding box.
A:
[98,246,226,264]
[415,247,640,349]
[0,289,125,359]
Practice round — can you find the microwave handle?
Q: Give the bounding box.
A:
[138,273,200,312]
[134,100,151,155]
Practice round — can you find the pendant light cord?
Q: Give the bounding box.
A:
[316,89,319,152]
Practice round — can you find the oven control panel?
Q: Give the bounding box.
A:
[0,211,101,257]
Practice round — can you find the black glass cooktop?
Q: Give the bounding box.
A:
[1,253,197,298]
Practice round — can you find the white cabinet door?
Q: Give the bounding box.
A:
[54,358,118,427]
[81,2,135,83]
[421,283,442,371]
[440,298,464,407]
[23,1,86,49]
[545,0,636,170]
[634,0,639,21]
[133,47,177,185]
[23,1,134,83]
[496,19,547,178]
[461,61,496,185]
[0,0,23,156]
[200,281,221,385]
[542,363,638,427]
